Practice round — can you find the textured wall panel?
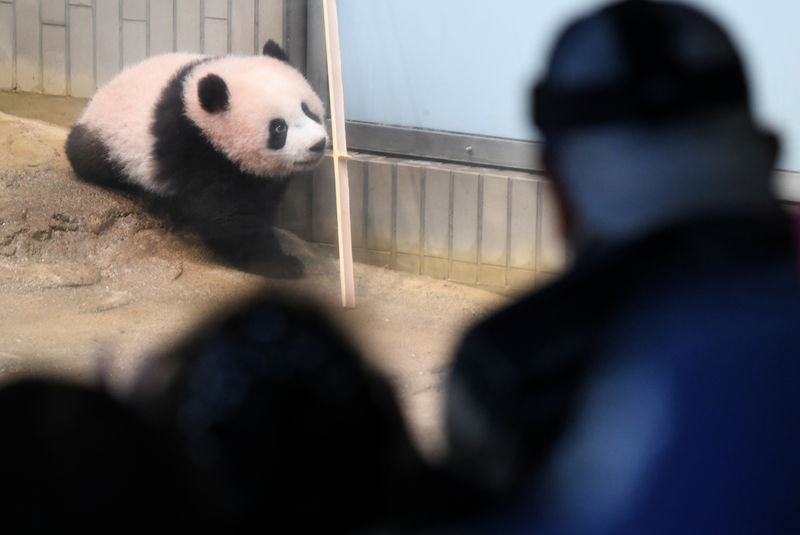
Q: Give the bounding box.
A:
[15,0,42,92]
[176,0,201,53]
[203,17,228,55]
[68,5,94,97]
[149,1,175,56]
[479,264,506,287]
[0,3,14,89]
[452,170,479,263]
[347,159,366,249]
[279,153,549,290]
[42,24,67,94]
[95,0,121,86]
[395,162,423,255]
[5,0,287,96]
[258,0,283,48]
[123,0,147,21]
[230,0,256,55]
[480,174,509,266]
[508,177,537,270]
[204,0,228,19]
[366,160,393,251]
[423,168,450,258]
[450,260,477,284]
[42,0,66,25]
[122,20,147,67]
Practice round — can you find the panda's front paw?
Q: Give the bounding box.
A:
[252,253,306,280]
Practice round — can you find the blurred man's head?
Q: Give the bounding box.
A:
[532,0,779,249]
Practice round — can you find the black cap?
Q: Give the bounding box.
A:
[532,0,750,135]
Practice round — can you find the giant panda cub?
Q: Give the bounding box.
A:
[66,40,328,278]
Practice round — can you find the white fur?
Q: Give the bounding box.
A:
[183,56,327,177]
[78,53,204,194]
[77,51,327,193]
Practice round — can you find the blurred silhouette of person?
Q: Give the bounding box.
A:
[129,290,455,533]
[0,377,206,531]
[442,0,800,533]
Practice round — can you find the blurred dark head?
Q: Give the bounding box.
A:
[131,291,426,532]
[0,378,201,530]
[532,0,780,248]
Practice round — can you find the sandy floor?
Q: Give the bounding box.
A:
[0,93,512,457]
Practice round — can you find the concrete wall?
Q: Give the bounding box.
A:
[280,153,567,293]
[0,0,284,97]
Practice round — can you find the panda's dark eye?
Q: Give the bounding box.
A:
[271,119,287,134]
[268,118,288,150]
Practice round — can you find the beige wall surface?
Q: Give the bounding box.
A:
[0,0,284,97]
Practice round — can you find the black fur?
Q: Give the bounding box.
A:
[267,119,288,150]
[65,124,139,194]
[302,101,321,124]
[262,39,289,63]
[198,73,230,113]
[146,63,304,278]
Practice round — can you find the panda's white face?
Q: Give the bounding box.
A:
[183,55,328,178]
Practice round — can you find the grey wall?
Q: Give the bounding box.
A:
[0,0,284,97]
[280,153,567,292]
[335,0,800,174]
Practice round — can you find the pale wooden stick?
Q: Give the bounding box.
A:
[322,0,356,309]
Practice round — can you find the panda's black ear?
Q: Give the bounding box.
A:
[262,39,290,63]
[198,73,229,113]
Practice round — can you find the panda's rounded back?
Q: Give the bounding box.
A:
[76,53,206,193]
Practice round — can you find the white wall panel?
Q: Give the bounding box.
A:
[68,5,94,97]
[15,0,42,92]
[258,0,282,48]
[4,0,286,95]
[0,3,14,90]
[149,1,175,56]
[42,24,67,94]
[123,0,146,21]
[95,0,121,86]
[122,20,147,67]
[231,0,256,55]
[203,17,228,55]
[176,0,201,53]
[41,0,66,25]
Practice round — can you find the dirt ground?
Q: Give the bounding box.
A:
[0,93,512,458]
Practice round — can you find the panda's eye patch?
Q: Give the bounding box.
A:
[302,102,321,124]
[268,119,288,150]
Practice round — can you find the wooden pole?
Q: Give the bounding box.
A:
[322,0,356,309]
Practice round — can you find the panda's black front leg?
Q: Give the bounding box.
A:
[246,226,306,279]
[242,177,306,279]
[207,212,305,279]
[171,178,305,279]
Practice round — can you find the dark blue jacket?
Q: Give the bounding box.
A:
[444,211,800,534]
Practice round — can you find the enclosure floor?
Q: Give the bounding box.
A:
[0,93,509,458]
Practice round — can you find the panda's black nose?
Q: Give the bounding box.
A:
[309,138,326,153]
